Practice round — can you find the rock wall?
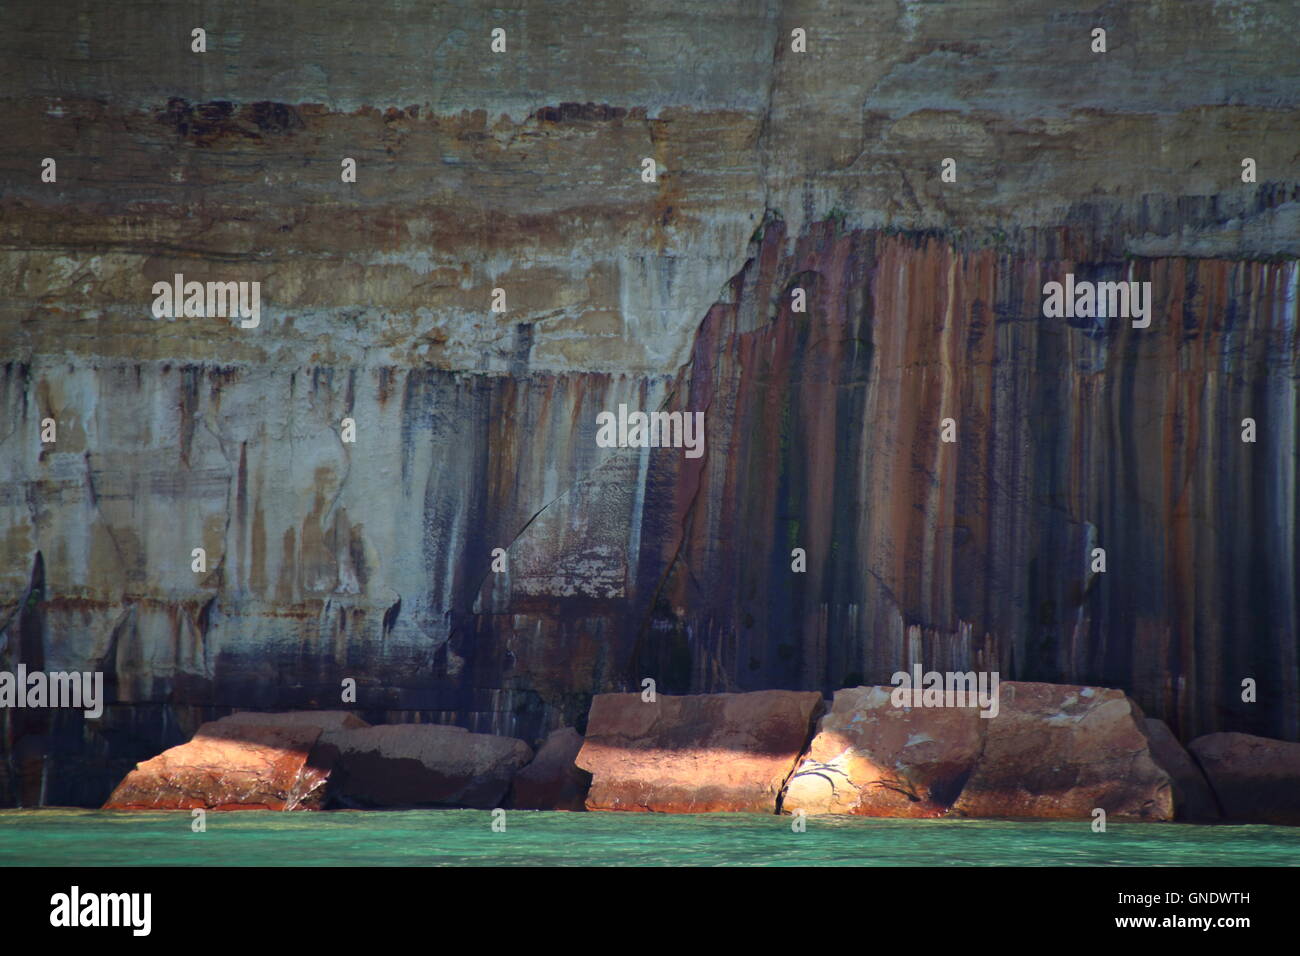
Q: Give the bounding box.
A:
[1,0,1297,805]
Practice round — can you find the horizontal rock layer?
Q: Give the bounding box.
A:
[1,0,1297,805]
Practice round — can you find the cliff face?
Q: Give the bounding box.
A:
[1,0,1297,805]
[640,225,1298,740]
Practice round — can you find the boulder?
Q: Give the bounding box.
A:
[103,722,330,811]
[511,727,591,811]
[1143,719,1220,821]
[216,710,370,732]
[315,724,533,809]
[951,682,1173,820]
[1188,732,1300,825]
[576,690,824,813]
[783,685,986,817]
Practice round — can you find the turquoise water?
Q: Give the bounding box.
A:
[1,810,1297,865]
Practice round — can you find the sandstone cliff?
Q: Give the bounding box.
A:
[1,0,1296,805]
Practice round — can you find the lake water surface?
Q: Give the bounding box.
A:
[2,809,1297,866]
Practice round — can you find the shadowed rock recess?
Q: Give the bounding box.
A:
[0,1,1297,806]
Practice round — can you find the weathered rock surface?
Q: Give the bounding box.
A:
[576,690,823,812]
[1143,719,1220,822]
[783,685,985,817]
[315,724,533,809]
[510,727,591,811]
[103,721,330,810]
[1188,732,1300,825]
[1,1,1297,805]
[951,683,1173,820]
[783,683,1192,821]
